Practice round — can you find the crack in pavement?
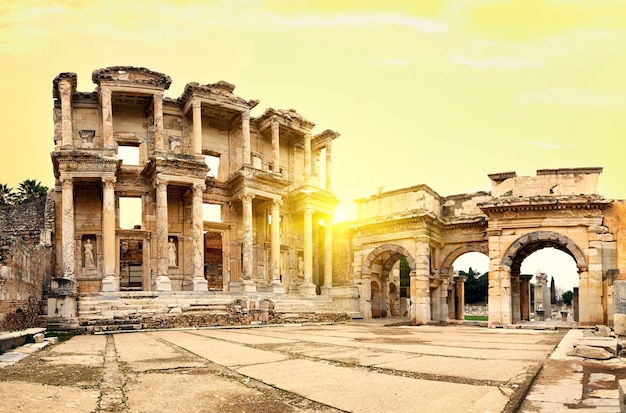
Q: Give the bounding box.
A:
[97,334,128,412]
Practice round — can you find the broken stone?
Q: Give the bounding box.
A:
[568,345,612,360]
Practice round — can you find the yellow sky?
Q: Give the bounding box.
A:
[2,0,626,224]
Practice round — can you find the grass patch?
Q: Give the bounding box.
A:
[464,315,488,321]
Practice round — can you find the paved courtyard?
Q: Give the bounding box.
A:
[0,321,570,412]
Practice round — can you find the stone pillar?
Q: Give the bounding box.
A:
[192,99,202,155]
[520,274,533,321]
[325,140,332,191]
[101,87,114,149]
[440,278,449,325]
[59,79,73,148]
[413,272,430,325]
[271,116,280,173]
[192,183,208,291]
[534,273,548,320]
[242,110,251,166]
[321,217,333,295]
[241,193,256,292]
[454,275,467,320]
[573,287,579,322]
[488,265,512,326]
[268,199,284,293]
[613,280,626,335]
[61,177,75,278]
[155,180,172,291]
[304,133,311,184]
[153,92,164,152]
[431,283,441,323]
[359,274,372,319]
[299,207,316,295]
[101,177,118,292]
[511,274,521,324]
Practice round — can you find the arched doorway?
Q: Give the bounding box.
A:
[361,244,416,320]
[499,231,588,325]
[451,252,489,322]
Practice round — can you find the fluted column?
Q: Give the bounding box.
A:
[321,216,333,294]
[155,179,172,291]
[154,92,164,152]
[304,133,311,184]
[59,79,73,148]
[241,193,256,292]
[299,206,316,295]
[101,87,114,149]
[271,116,280,173]
[192,183,208,291]
[101,177,118,292]
[192,99,202,155]
[242,110,251,165]
[61,177,75,278]
[325,140,332,191]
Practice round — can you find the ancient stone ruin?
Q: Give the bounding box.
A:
[1,66,625,332]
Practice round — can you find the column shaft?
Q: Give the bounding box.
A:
[323,217,332,289]
[454,276,467,320]
[271,117,280,173]
[101,88,114,149]
[270,201,281,283]
[154,93,164,152]
[61,177,75,278]
[303,207,313,285]
[59,80,73,148]
[304,133,311,184]
[192,100,202,155]
[325,141,332,191]
[155,180,171,291]
[101,177,118,291]
[242,194,254,281]
[192,183,208,291]
[242,110,251,165]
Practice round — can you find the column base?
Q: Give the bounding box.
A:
[267,281,285,294]
[101,275,119,292]
[241,279,257,293]
[288,281,299,294]
[321,285,332,296]
[299,283,316,296]
[155,275,172,291]
[192,277,208,292]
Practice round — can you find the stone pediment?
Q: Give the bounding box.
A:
[257,108,316,142]
[227,165,289,200]
[91,66,172,89]
[143,154,208,181]
[179,82,258,115]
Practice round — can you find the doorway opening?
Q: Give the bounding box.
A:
[120,239,143,290]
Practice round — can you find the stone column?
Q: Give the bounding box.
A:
[431,283,441,323]
[59,79,73,148]
[268,199,284,293]
[440,278,449,325]
[241,193,256,292]
[242,110,251,166]
[304,133,311,184]
[454,275,467,320]
[101,177,118,292]
[413,272,431,325]
[511,274,521,324]
[155,180,172,291]
[299,206,316,295]
[271,116,280,173]
[153,92,164,152]
[321,216,333,295]
[192,183,208,291]
[488,265,512,326]
[192,99,202,155]
[61,177,75,278]
[613,280,626,335]
[101,87,114,149]
[520,274,532,321]
[325,140,333,191]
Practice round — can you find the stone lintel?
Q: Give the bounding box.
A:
[92,66,172,89]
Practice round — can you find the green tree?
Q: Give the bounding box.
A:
[15,179,48,203]
[461,267,488,304]
[562,290,574,306]
[0,183,15,205]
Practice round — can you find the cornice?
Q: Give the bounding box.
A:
[478,196,612,213]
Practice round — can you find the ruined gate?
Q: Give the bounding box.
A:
[350,168,624,327]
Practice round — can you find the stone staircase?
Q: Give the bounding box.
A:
[76,291,350,332]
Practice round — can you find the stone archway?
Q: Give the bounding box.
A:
[360,244,416,320]
[493,231,589,326]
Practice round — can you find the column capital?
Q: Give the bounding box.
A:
[271,198,283,208]
[192,99,202,109]
[271,116,279,127]
[239,193,255,203]
[153,91,164,99]
[155,178,168,188]
[241,109,250,121]
[102,176,117,186]
[60,176,73,189]
[192,182,206,193]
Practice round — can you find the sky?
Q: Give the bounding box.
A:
[1,0,625,291]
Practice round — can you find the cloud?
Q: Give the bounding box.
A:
[519,88,626,109]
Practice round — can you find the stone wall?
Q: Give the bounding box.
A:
[0,195,55,330]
